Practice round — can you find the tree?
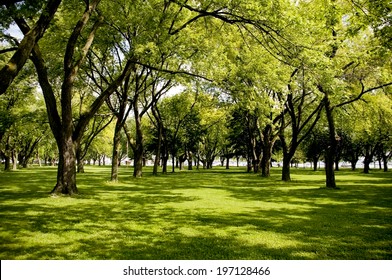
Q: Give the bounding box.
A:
[153,90,200,173]
[196,92,227,169]
[279,67,324,181]
[18,0,135,194]
[0,63,46,170]
[293,0,392,188]
[302,126,329,172]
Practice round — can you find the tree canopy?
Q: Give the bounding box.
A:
[1,0,391,193]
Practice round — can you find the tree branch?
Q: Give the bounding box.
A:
[335,81,392,108]
[0,0,62,95]
[130,60,213,82]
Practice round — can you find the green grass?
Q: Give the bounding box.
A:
[0,165,391,260]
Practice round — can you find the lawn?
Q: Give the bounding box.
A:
[0,165,391,260]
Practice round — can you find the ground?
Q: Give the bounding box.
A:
[0,166,391,259]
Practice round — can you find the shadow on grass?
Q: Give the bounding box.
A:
[0,166,391,259]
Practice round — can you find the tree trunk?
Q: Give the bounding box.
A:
[226,156,230,169]
[179,154,187,170]
[21,158,28,168]
[76,146,85,173]
[77,160,85,173]
[261,141,273,177]
[324,95,338,189]
[4,155,11,171]
[162,156,168,174]
[12,150,18,170]
[187,156,193,170]
[335,159,340,171]
[325,151,336,188]
[351,160,357,171]
[111,120,122,181]
[313,157,318,171]
[281,156,291,181]
[162,141,168,174]
[153,124,162,175]
[363,157,371,174]
[260,125,276,178]
[51,137,78,195]
[247,156,252,172]
[133,135,143,178]
[363,145,375,174]
[382,154,389,172]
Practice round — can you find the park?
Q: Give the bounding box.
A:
[1,0,392,261]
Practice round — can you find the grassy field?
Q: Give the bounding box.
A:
[0,165,391,260]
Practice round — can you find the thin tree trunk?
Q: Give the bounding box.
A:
[133,126,143,178]
[153,127,162,175]
[111,123,121,181]
[324,94,338,189]
[171,153,175,172]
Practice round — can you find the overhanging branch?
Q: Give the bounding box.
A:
[130,60,213,82]
[335,81,392,108]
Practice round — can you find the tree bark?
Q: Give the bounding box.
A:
[51,137,78,195]
[363,145,374,174]
[261,126,275,177]
[187,151,193,170]
[313,157,319,171]
[4,154,11,171]
[324,95,338,189]
[111,122,122,181]
[133,107,144,178]
[161,135,169,174]
[281,156,292,181]
[153,123,163,175]
[12,150,18,170]
[261,143,272,177]
[383,156,389,172]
